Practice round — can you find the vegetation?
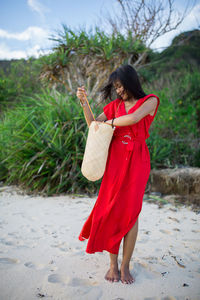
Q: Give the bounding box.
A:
[40,26,147,100]
[0,58,42,111]
[0,28,199,195]
[0,90,100,195]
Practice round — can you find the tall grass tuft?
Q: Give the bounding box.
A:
[0,89,100,195]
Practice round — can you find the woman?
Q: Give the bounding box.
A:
[76,65,160,284]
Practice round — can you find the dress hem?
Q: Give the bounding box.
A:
[79,215,140,255]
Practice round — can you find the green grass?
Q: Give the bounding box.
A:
[0,89,100,195]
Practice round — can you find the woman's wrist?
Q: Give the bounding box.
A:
[104,120,112,126]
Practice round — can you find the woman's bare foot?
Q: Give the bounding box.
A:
[105,265,120,282]
[120,264,134,284]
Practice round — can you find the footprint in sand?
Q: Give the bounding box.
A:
[0,257,20,264]
[159,229,171,234]
[132,262,161,281]
[168,216,180,223]
[67,277,98,287]
[50,242,70,252]
[7,232,19,237]
[48,273,70,284]
[65,285,102,300]
[0,238,15,246]
[192,229,200,233]
[70,249,85,256]
[24,261,45,270]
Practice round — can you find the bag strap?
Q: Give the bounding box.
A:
[82,92,96,125]
[82,93,122,126]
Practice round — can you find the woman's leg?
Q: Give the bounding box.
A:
[120,218,139,284]
[105,253,120,282]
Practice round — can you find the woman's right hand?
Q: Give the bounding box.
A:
[76,86,87,106]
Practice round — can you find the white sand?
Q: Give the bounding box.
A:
[0,186,199,300]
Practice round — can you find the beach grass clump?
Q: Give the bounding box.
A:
[0,89,100,195]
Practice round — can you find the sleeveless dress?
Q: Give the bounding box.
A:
[78,94,160,254]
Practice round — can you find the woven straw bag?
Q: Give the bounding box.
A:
[80,91,121,181]
[81,121,114,181]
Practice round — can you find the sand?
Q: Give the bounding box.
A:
[0,185,199,300]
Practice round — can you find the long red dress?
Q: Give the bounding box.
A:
[79,94,160,254]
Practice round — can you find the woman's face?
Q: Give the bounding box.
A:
[113,80,131,101]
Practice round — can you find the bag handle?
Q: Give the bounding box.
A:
[82,92,122,127]
[82,92,96,126]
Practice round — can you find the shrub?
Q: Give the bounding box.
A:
[0,89,100,195]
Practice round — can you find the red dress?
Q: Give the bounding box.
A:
[79,94,160,254]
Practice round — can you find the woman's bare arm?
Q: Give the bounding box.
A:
[81,102,95,127]
[96,112,107,122]
[105,97,158,127]
[76,86,95,127]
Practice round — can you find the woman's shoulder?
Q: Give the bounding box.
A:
[142,94,159,101]
[139,94,160,106]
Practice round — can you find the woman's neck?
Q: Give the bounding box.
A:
[124,97,137,103]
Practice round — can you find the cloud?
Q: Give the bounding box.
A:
[27,0,49,19]
[150,3,200,51]
[0,26,54,59]
[179,3,200,31]
[0,42,52,60]
[0,26,50,43]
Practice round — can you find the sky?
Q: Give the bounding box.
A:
[0,0,199,60]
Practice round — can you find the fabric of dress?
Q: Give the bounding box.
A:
[78,94,160,254]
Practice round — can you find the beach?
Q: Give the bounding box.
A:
[0,186,199,300]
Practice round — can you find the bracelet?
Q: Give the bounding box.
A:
[111,118,115,128]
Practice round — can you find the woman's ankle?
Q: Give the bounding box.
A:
[110,262,119,269]
[120,261,130,269]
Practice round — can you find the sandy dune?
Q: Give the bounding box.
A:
[0,186,199,300]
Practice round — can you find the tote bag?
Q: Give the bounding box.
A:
[81,95,121,181]
[81,121,114,181]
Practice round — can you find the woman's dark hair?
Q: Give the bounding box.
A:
[100,64,146,102]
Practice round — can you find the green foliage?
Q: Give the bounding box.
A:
[0,58,43,111]
[0,90,100,195]
[139,30,200,83]
[139,31,200,169]
[145,72,200,168]
[38,26,147,97]
[51,26,146,61]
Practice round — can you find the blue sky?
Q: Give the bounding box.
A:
[0,0,199,60]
